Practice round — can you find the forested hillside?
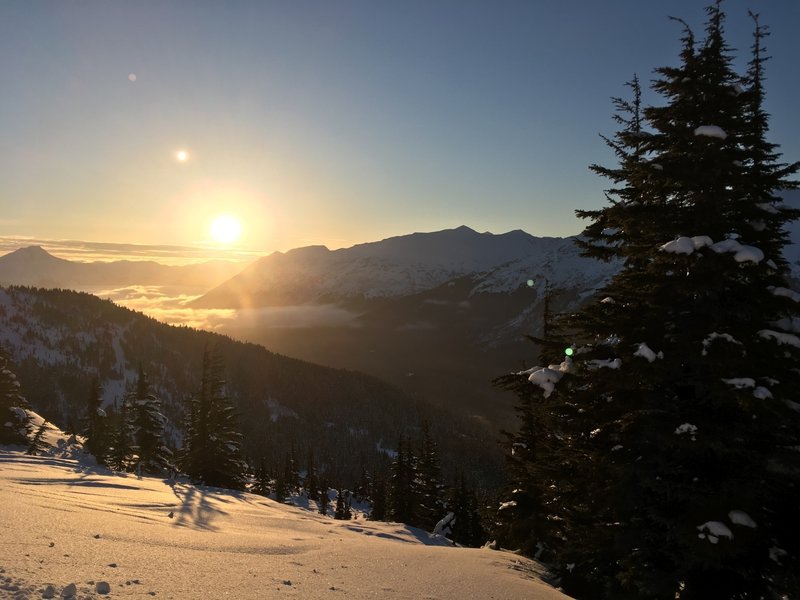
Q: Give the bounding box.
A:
[0,286,503,489]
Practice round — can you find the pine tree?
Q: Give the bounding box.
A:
[415,424,445,531]
[181,348,247,490]
[502,4,800,598]
[251,457,271,497]
[369,476,387,521]
[129,365,171,474]
[0,344,30,445]
[447,473,487,548]
[305,450,319,501]
[318,481,330,516]
[387,437,416,524]
[334,488,352,520]
[26,419,51,455]
[105,399,133,471]
[82,377,107,461]
[273,454,290,503]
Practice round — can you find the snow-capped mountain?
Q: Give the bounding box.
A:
[191,226,619,308]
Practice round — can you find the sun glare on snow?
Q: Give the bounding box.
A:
[210,214,242,244]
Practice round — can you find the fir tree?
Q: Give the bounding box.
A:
[305,450,319,501]
[181,348,247,490]
[334,488,352,520]
[387,437,416,524]
[26,419,51,456]
[0,344,30,445]
[251,457,271,497]
[129,365,171,474]
[502,4,800,598]
[318,482,330,516]
[105,399,133,471]
[447,473,487,548]
[369,476,387,521]
[273,454,290,503]
[415,424,445,531]
[82,377,107,461]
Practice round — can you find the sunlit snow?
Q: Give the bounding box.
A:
[0,448,569,600]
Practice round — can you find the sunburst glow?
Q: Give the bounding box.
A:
[176,150,188,162]
[209,214,242,244]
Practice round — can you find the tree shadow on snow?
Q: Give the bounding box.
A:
[170,483,234,531]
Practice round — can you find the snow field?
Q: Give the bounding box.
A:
[0,451,570,600]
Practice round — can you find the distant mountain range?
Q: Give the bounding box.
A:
[0,245,244,290]
[190,225,618,308]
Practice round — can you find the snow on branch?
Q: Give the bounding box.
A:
[693,125,728,140]
[587,358,622,370]
[697,521,734,544]
[758,329,800,348]
[633,342,662,362]
[658,234,763,264]
[527,358,573,398]
[702,332,744,356]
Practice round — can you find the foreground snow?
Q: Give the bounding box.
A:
[0,451,570,599]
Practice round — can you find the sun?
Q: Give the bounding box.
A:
[176,150,188,162]
[209,214,242,244]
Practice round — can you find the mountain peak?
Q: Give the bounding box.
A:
[1,245,63,264]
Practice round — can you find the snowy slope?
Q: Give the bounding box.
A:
[0,450,570,600]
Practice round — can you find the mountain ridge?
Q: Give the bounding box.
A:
[0,245,247,290]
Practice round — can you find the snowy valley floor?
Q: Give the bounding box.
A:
[0,451,570,600]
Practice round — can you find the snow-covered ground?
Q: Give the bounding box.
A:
[0,449,570,600]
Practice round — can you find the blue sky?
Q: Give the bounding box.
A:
[1,1,798,256]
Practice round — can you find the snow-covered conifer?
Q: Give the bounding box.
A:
[501,3,800,598]
[0,344,30,445]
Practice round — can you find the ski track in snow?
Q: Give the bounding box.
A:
[0,450,570,600]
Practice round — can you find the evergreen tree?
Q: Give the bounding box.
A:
[305,450,319,501]
[415,424,445,531]
[387,437,416,524]
[334,488,352,520]
[0,344,30,445]
[354,461,371,503]
[82,377,107,461]
[181,348,247,490]
[251,457,271,497]
[105,399,133,471]
[318,481,330,516]
[447,473,487,548]
[129,365,171,474]
[26,419,51,455]
[369,476,387,521]
[273,454,290,503]
[502,4,800,598]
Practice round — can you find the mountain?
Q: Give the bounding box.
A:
[191,226,616,308]
[0,286,503,487]
[188,227,620,423]
[193,191,800,424]
[0,245,245,290]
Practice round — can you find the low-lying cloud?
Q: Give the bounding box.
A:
[94,284,361,332]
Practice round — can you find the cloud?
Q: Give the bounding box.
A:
[0,236,260,266]
[93,284,361,332]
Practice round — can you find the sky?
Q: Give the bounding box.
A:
[1,0,799,259]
